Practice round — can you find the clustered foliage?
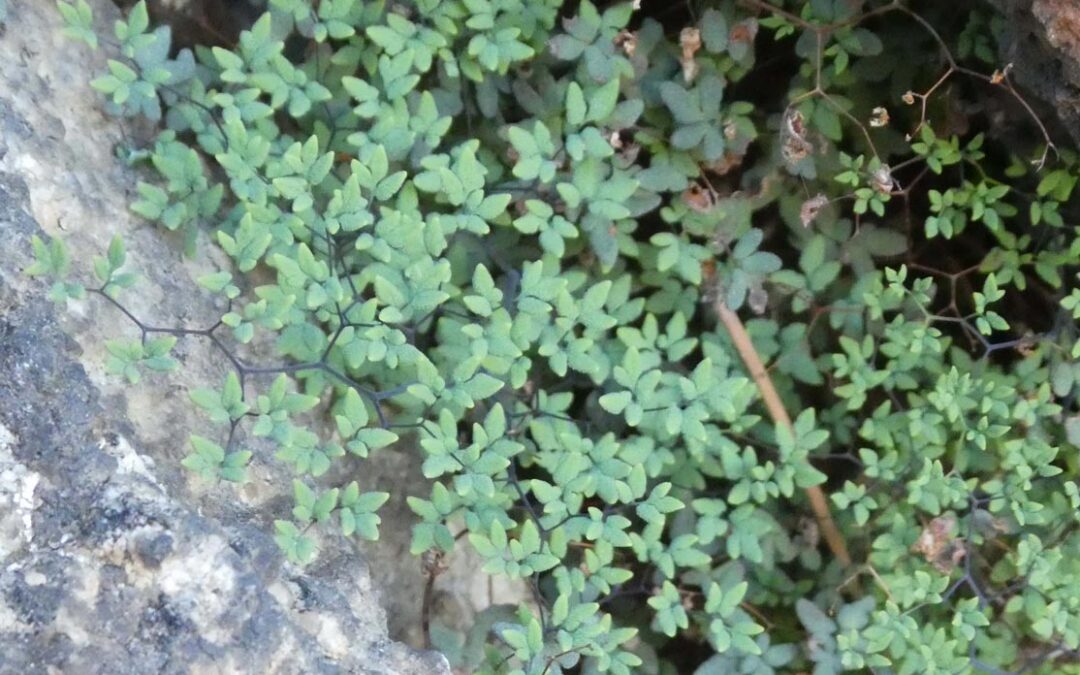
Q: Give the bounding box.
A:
[31,0,1080,672]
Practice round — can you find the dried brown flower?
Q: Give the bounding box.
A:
[990,63,1013,85]
[870,106,890,128]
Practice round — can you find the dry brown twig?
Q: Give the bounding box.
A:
[420,548,449,649]
[713,298,853,567]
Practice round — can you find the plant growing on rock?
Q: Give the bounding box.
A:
[31,0,1080,671]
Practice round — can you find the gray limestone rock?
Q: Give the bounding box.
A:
[984,0,1080,147]
[0,1,453,672]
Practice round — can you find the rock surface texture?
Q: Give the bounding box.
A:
[0,2,452,673]
[986,0,1080,146]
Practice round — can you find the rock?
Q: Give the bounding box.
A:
[0,2,453,672]
[984,0,1080,147]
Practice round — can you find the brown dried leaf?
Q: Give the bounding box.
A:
[729,18,759,48]
[912,515,954,560]
[682,182,716,212]
[912,515,966,573]
[871,164,895,194]
[614,30,637,57]
[680,27,702,83]
[800,194,830,228]
[781,109,813,166]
